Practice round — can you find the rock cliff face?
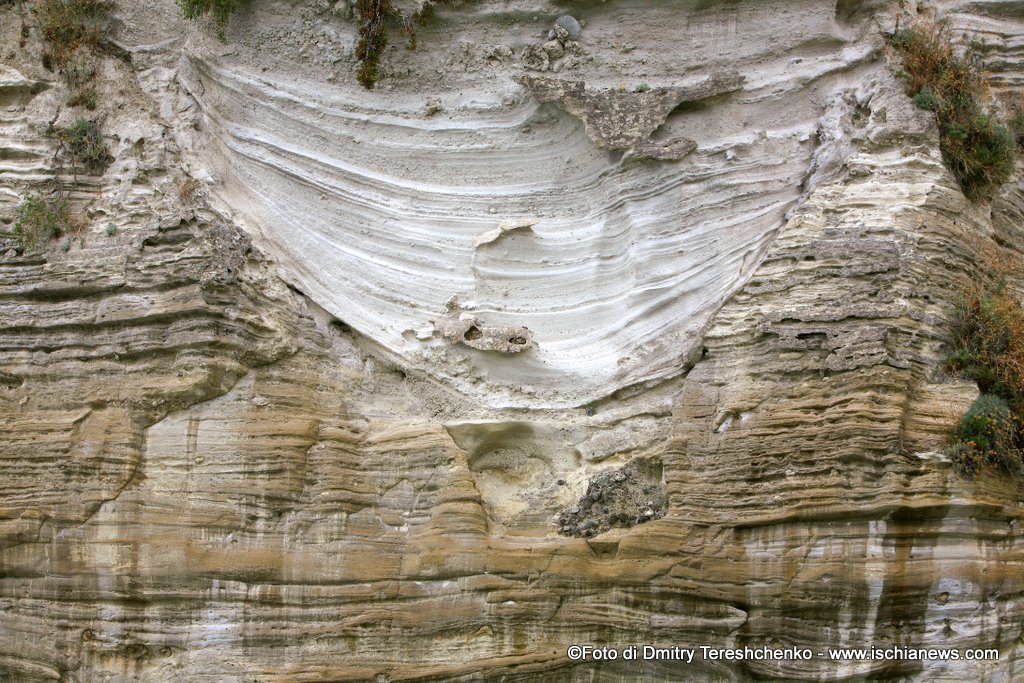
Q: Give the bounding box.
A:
[2,0,1024,680]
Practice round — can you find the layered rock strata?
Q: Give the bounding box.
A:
[1,0,1024,681]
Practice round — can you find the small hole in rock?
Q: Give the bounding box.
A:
[464,325,482,341]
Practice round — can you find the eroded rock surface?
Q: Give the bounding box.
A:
[2,0,1024,681]
[516,71,745,160]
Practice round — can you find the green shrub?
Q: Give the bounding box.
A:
[912,86,941,112]
[12,192,79,250]
[947,394,1024,478]
[954,394,1014,450]
[889,22,1015,200]
[946,264,1024,478]
[991,446,1024,476]
[947,441,982,478]
[50,118,112,174]
[178,0,237,41]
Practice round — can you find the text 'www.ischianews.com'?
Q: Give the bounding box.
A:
[565,645,1000,664]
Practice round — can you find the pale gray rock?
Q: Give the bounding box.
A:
[552,14,581,41]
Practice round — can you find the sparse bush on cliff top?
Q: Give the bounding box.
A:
[35,0,110,111]
[356,0,449,89]
[947,395,1023,478]
[355,0,396,89]
[174,0,453,89]
[889,21,1014,200]
[947,276,1024,401]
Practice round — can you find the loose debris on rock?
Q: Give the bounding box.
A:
[558,458,666,537]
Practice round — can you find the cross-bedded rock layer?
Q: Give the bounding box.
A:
[157,0,891,408]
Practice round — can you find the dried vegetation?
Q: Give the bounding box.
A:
[946,258,1024,477]
[889,21,1015,200]
[34,0,112,109]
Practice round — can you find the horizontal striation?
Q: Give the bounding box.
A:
[3,1,1024,681]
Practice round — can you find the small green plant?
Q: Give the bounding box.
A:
[35,0,112,68]
[50,118,112,174]
[889,21,1015,200]
[63,59,97,110]
[177,0,237,41]
[946,395,1023,478]
[355,0,398,89]
[12,192,80,250]
[851,102,871,127]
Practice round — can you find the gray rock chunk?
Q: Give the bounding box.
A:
[516,72,745,161]
[554,15,581,41]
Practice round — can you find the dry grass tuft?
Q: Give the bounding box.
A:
[178,177,201,202]
[50,118,112,175]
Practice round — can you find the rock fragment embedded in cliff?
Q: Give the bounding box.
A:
[516,71,745,160]
[558,458,667,537]
[432,310,534,353]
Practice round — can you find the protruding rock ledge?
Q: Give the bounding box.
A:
[516,71,746,160]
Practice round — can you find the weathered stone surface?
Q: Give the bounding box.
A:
[2,0,1024,681]
[516,72,745,160]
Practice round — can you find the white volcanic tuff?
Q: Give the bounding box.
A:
[0,67,57,206]
[179,57,818,407]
